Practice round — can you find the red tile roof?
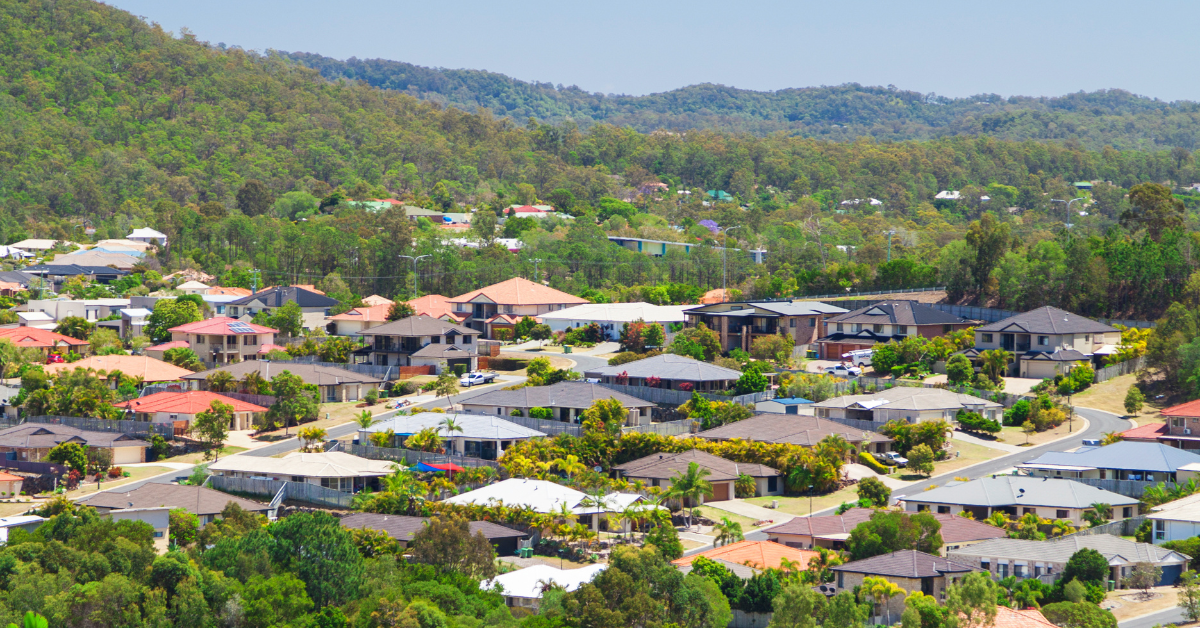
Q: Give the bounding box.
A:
[45,355,194,382]
[408,294,456,319]
[0,471,22,482]
[672,540,819,571]
[0,327,88,348]
[257,343,288,354]
[508,205,548,213]
[449,277,587,307]
[1120,422,1169,440]
[115,391,267,415]
[169,317,277,335]
[147,340,190,352]
[329,304,391,322]
[206,286,252,297]
[967,607,1059,628]
[1164,400,1200,417]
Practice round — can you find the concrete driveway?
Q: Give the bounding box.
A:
[702,498,794,524]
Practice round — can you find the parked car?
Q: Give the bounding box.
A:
[877,451,908,467]
[46,354,64,364]
[823,364,862,377]
[459,372,497,387]
[843,349,874,367]
[1081,439,1101,447]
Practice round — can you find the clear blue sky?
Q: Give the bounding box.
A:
[110,0,1198,100]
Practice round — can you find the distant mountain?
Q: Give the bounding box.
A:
[277,51,1200,149]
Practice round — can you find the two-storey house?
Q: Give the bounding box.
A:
[226,286,339,331]
[815,301,973,360]
[167,317,277,365]
[684,300,847,354]
[356,315,481,373]
[447,278,588,338]
[970,306,1120,378]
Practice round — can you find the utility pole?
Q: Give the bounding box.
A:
[1050,198,1086,244]
[533,258,543,283]
[399,254,431,297]
[885,230,896,262]
[720,226,742,302]
[251,269,260,294]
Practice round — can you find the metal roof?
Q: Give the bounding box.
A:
[1019,441,1200,474]
[462,381,653,410]
[361,412,546,440]
[584,353,742,382]
[948,534,1188,565]
[904,476,1138,509]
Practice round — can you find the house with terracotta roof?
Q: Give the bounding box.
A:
[1152,400,1200,451]
[672,540,819,572]
[1120,422,1172,445]
[167,317,277,365]
[206,286,253,297]
[0,327,89,357]
[362,295,394,307]
[967,607,1059,628]
[328,304,392,336]
[407,294,466,322]
[615,449,782,500]
[115,391,268,431]
[828,551,979,621]
[764,508,1005,554]
[144,340,191,362]
[447,278,588,338]
[44,354,194,384]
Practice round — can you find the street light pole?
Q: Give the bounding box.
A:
[1050,198,1086,243]
[885,230,896,262]
[720,226,742,302]
[399,255,431,297]
[808,484,814,516]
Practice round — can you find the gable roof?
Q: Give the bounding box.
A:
[362,412,546,440]
[183,360,382,385]
[231,286,339,308]
[974,607,1059,628]
[340,512,528,543]
[1163,400,1200,417]
[764,508,1006,545]
[826,301,971,326]
[362,295,394,306]
[672,540,819,571]
[1018,441,1200,474]
[206,286,253,297]
[616,449,777,481]
[813,387,1001,412]
[448,277,588,307]
[82,483,268,516]
[463,381,653,410]
[355,314,479,337]
[48,251,139,270]
[904,476,1138,509]
[697,412,890,447]
[442,478,649,515]
[1120,422,1170,440]
[127,228,167,239]
[407,294,456,318]
[0,327,89,348]
[115,391,268,415]
[832,550,977,578]
[948,533,1187,565]
[537,302,697,324]
[23,263,129,277]
[0,424,147,449]
[169,317,277,335]
[208,451,394,478]
[584,353,742,382]
[690,301,848,317]
[175,281,210,290]
[976,306,1117,335]
[44,355,194,382]
[328,304,392,323]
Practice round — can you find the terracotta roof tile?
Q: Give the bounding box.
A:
[408,294,456,318]
[1121,422,1170,439]
[0,327,88,347]
[449,277,588,307]
[973,607,1060,628]
[329,304,391,322]
[147,340,190,351]
[1164,401,1200,417]
[44,355,194,382]
[115,391,268,414]
[672,540,819,571]
[169,317,277,335]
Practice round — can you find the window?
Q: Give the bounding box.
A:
[853,324,862,332]
[431,336,441,344]
[1023,507,1035,515]
[457,303,466,312]
[789,319,796,328]
[982,333,993,343]
[463,335,472,344]
[836,323,844,332]
[917,504,930,512]
[1056,509,1069,519]
[731,306,743,310]
[943,324,952,333]
[1156,520,1166,541]
[937,506,950,514]
[1038,336,1050,346]
[809,318,816,327]
[998,563,1008,578]
[896,325,908,335]
[1123,506,1133,518]
[1174,417,1186,428]
[981,560,990,571]
[243,335,257,345]
[873,324,883,333]
[1085,334,1090,343]
[153,531,164,538]
[504,305,514,314]
[768,476,778,492]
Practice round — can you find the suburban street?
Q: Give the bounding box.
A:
[1117,606,1187,628]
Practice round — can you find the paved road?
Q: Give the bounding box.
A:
[1118,606,1187,628]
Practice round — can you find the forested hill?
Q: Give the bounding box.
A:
[278,51,1200,150]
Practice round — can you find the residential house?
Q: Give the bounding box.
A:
[327,304,392,336]
[672,540,818,571]
[44,355,194,385]
[341,512,529,555]
[408,294,467,323]
[115,391,268,431]
[483,564,606,611]
[971,306,1120,377]
[443,478,656,531]
[49,250,139,271]
[16,312,54,329]
[685,300,848,354]
[24,297,131,323]
[901,476,1139,524]
[126,228,168,247]
[947,534,1189,588]
[176,281,210,295]
[167,317,277,365]
[615,449,782,500]
[208,452,394,493]
[459,382,654,426]
[97,238,156,254]
[763,507,1006,554]
[0,516,44,542]
[355,315,481,372]
[119,307,151,338]
[144,340,191,362]
[606,237,767,264]
[447,277,588,338]
[359,412,546,460]
[0,327,89,358]
[828,551,978,618]
[0,473,24,498]
[0,424,148,464]
[1017,441,1200,484]
[812,387,1002,427]
[22,264,129,287]
[756,397,814,415]
[84,483,271,525]
[103,507,171,552]
[537,302,698,342]
[1145,493,1200,544]
[8,239,72,255]
[227,286,340,330]
[362,295,394,307]
[582,353,743,393]
[816,301,974,361]
[206,286,252,298]
[1153,400,1200,451]
[0,248,32,261]
[695,413,894,453]
[184,361,382,403]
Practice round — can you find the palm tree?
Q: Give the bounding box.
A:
[438,416,464,436]
[241,371,268,394]
[353,410,377,430]
[980,349,1013,384]
[1083,502,1111,528]
[297,426,327,452]
[556,455,586,479]
[713,517,744,547]
[864,576,906,625]
[665,461,713,532]
[984,511,1011,530]
[1051,519,1076,537]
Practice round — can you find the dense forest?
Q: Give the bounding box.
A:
[279,51,1200,150]
[4,0,1200,320]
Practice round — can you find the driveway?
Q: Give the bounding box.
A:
[702,499,795,524]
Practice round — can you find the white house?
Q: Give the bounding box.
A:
[208,452,394,493]
[359,412,546,460]
[483,564,607,610]
[536,302,698,341]
[443,478,658,531]
[127,228,168,247]
[1148,493,1200,543]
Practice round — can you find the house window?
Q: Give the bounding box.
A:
[1085,334,1091,343]
[982,333,993,343]
[836,323,844,332]
[852,324,862,332]
[243,335,257,345]
[937,506,950,514]
[431,336,441,344]
[789,319,796,328]
[896,325,908,335]
[196,336,205,344]
[1056,510,1069,519]
[153,531,164,538]
[768,476,778,492]
[1174,418,1186,428]
[1023,507,1035,515]
[998,563,1008,578]
[981,560,990,571]
[463,336,472,344]
[873,324,883,333]
[809,318,816,327]
[1038,336,1050,346]
[457,303,466,312]
[1156,520,1166,541]
[504,305,514,314]
[1124,506,1133,518]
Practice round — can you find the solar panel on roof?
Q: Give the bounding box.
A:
[227,322,255,333]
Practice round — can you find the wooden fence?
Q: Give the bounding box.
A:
[207,475,354,509]
[343,442,501,468]
[396,366,434,379]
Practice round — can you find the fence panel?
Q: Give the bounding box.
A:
[1071,477,1162,498]
[206,475,354,509]
[495,415,583,437]
[1094,357,1146,383]
[1069,516,1146,537]
[344,443,501,468]
[0,459,65,474]
[624,419,698,436]
[27,415,180,440]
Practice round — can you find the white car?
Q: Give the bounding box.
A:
[823,364,862,377]
[459,372,497,387]
[879,452,908,467]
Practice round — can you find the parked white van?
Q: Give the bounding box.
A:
[842,349,874,367]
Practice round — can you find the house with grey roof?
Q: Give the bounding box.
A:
[684,300,848,354]
[765,507,1005,554]
[828,550,979,620]
[0,424,149,465]
[971,306,1120,378]
[355,315,481,373]
[900,476,1139,525]
[1017,441,1200,484]
[816,301,974,361]
[227,286,340,330]
[83,483,271,525]
[458,381,654,426]
[696,412,893,453]
[359,412,545,460]
[947,534,1190,588]
[184,360,382,403]
[582,353,743,393]
[340,512,529,555]
[812,386,1001,426]
[614,449,781,500]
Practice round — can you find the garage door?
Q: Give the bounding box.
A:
[1159,564,1183,587]
[1023,361,1058,379]
[112,447,142,465]
[709,482,730,502]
